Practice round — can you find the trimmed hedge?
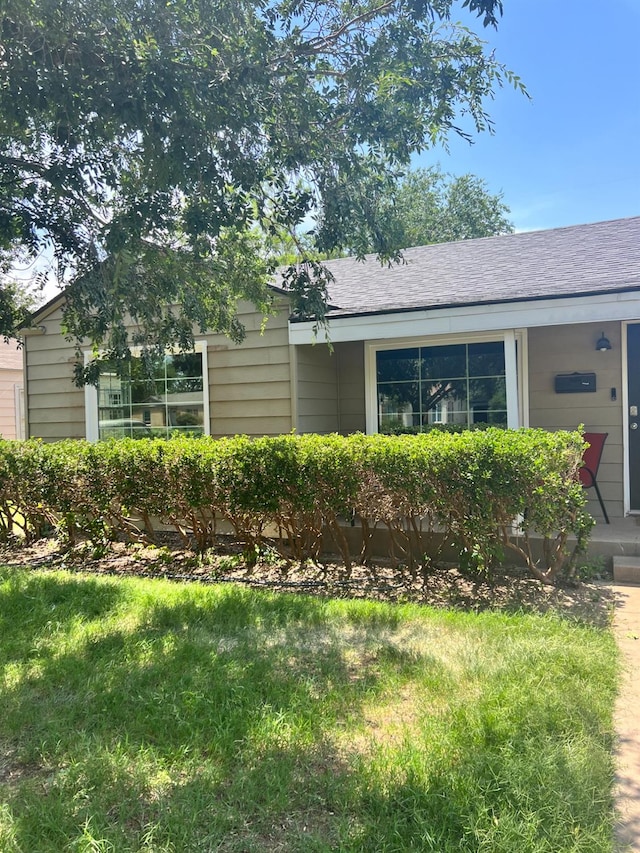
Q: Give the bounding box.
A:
[0,429,592,583]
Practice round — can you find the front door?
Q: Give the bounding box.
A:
[627,323,640,510]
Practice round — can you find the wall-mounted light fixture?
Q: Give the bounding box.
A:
[596,331,612,352]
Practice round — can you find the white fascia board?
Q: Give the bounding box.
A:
[288,290,640,345]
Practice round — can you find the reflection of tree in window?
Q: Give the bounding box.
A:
[421,379,465,416]
[97,351,205,439]
[377,349,420,382]
[170,353,202,377]
[420,345,466,424]
[376,342,507,433]
[175,410,202,426]
[128,355,161,404]
[469,378,506,422]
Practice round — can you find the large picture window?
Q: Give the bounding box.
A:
[88,347,208,440]
[376,341,507,432]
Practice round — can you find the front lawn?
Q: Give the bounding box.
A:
[0,566,618,852]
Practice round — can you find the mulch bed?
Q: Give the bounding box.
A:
[0,534,616,628]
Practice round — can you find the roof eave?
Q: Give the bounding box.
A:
[289,282,640,323]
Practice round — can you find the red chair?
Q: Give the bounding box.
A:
[579,432,610,524]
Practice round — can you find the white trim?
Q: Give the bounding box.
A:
[84,341,210,442]
[85,354,98,440]
[364,342,377,434]
[364,329,522,434]
[504,331,518,429]
[288,344,299,432]
[21,342,30,439]
[200,341,210,437]
[289,290,640,345]
[14,384,25,440]
[518,329,530,428]
[623,321,633,514]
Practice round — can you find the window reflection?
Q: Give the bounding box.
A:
[97,351,205,439]
[377,342,507,433]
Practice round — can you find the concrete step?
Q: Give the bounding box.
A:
[613,556,640,584]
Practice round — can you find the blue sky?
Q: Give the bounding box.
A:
[416,0,640,232]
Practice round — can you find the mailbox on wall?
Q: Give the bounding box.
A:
[554,372,597,393]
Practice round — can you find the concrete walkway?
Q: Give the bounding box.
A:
[611,583,640,851]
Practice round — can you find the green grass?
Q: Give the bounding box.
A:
[0,565,618,852]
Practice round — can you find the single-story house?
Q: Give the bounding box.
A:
[0,339,25,440]
[22,215,640,523]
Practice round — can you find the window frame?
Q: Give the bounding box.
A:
[85,340,210,441]
[365,330,524,434]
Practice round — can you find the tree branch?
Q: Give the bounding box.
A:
[272,0,398,63]
[0,154,111,228]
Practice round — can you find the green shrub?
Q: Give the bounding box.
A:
[0,429,590,583]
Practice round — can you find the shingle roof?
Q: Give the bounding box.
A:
[312,216,640,320]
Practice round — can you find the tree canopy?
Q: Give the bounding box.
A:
[0,0,523,378]
[269,167,513,260]
[383,166,513,249]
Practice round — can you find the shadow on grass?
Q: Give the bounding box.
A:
[0,570,447,851]
[342,734,615,853]
[0,567,126,664]
[0,567,618,852]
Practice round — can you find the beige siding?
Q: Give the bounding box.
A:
[0,340,24,439]
[296,343,339,434]
[24,306,85,441]
[336,341,366,433]
[25,298,294,441]
[527,322,623,519]
[292,341,365,435]
[207,302,292,437]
